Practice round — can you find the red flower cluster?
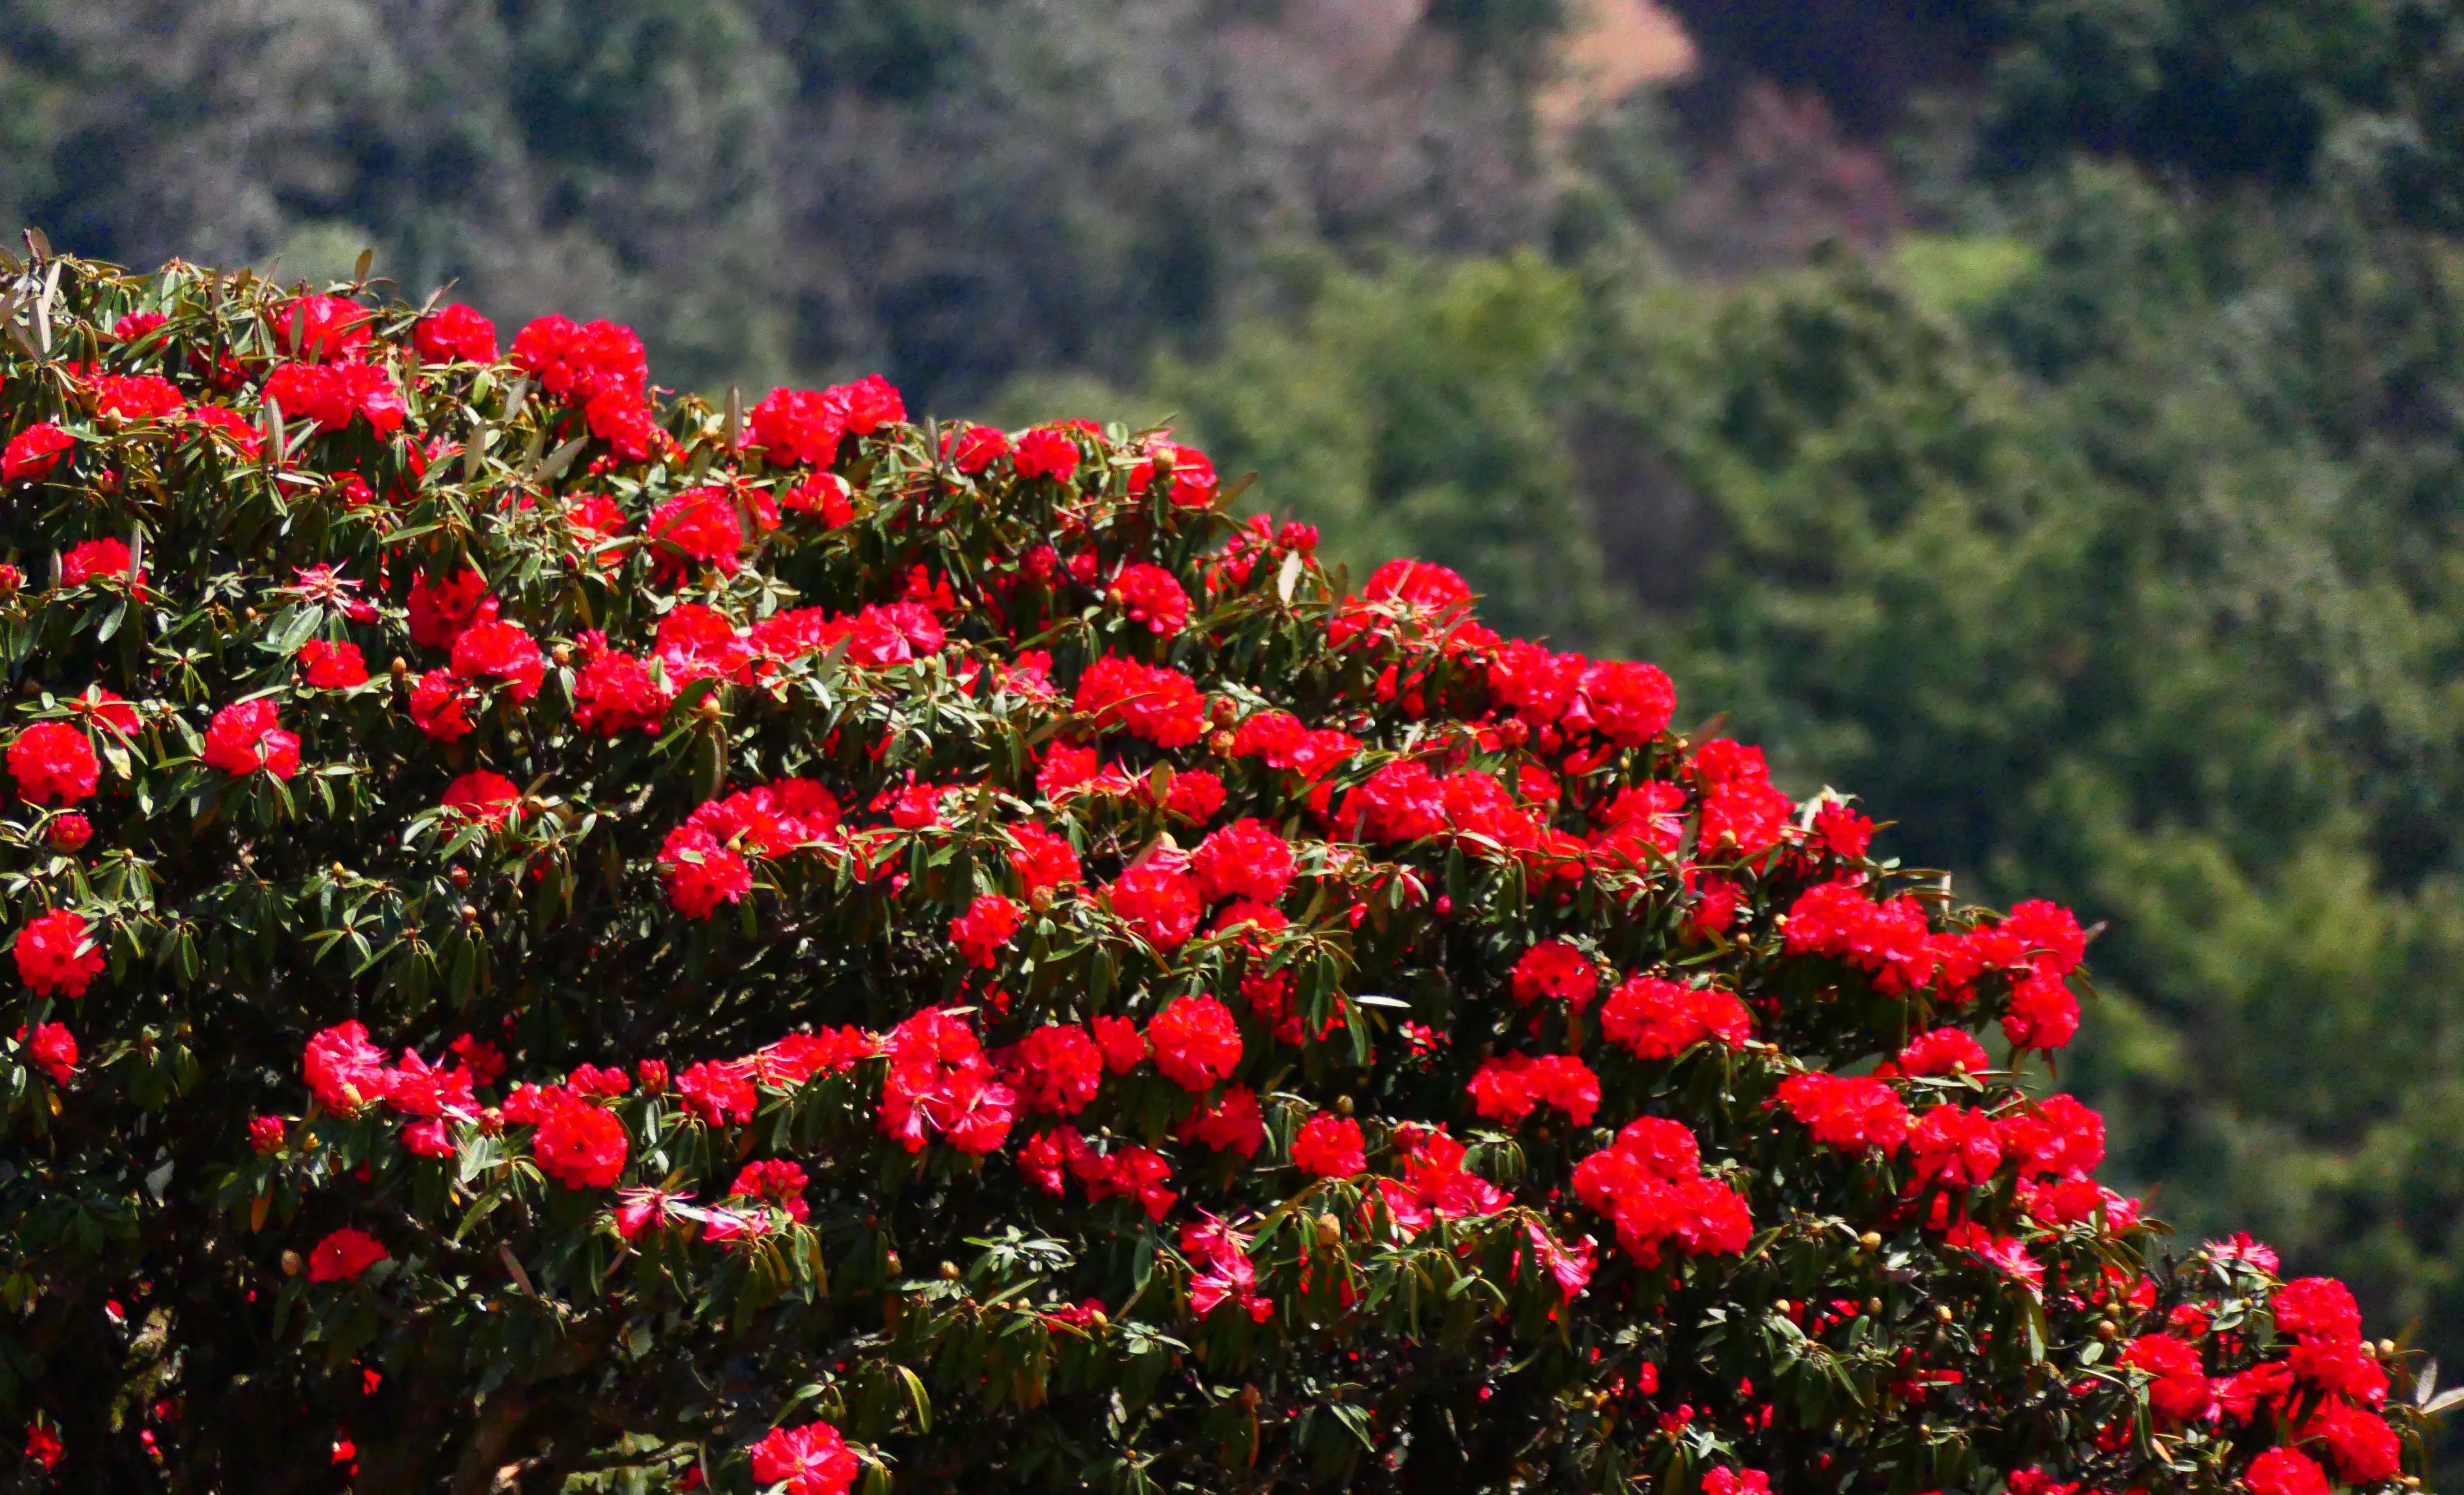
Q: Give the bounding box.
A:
[14,909,104,999]
[1146,996,1242,1092]
[413,304,498,365]
[3,421,73,482]
[1466,1052,1600,1127]
[1073,657,1206,748]
[1572,1117,1753,1267]
[9,722,99,804]
[1508,939,1598,1007]
[747,376,905,470]
[201,699,299,779]
[511,316,647,405]
[1108,563,1191,634]
[1599,975,1753,1060]
[1776,1072,1912,1152]
[263,360,406,434]
[1105,861,1204,951]
[746,1419,858,1495]
[306,1227,388,1283]
[880,1009,1015,1155]
[950,893,1024,967]
[1291,1114,1367,1177]
[1188,819,1295,905]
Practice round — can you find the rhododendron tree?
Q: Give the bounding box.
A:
[0,250,2442,1495]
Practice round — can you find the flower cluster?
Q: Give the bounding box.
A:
[0,255,2414,1495]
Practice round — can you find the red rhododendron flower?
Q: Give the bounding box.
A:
[746,1420,859,1495]
[306,1227,388,1283]
[1189,820,1295,905]
[1178,1084,1266,1158]
[1600,974,1753,1059]
[1011,426,1080,482]
[1091,1015,1146,1074]
[1127,439,1218,507]
[3,421,72,483]
[1007,823,1081,895]
[1147,995,1242,1092]
[950,893,1024,967]
[1569,659,1675,746]
[2246,1447,2331,1495]
[2274,1277,2363,1341]
[584,390,658,460]
[1892,1027,1991,1077]
[1908,1103,2002,1188]
[646,486,746,576]
[511,315,647,404]
[91,373,187,421]
[1001,1024,1106,1116]
[1571,1118,1751,1266]
[2118,1333,2211,1423]
[572,651,672,735]
[189,403,264,460]
[201,699,299,779]
[263,360,406,434]
[19,1021,77,1085]
[297,638,369,689]
[1509,939,1598,1008]
[407,567,496,651]
[1776,1072,1911,1152]
[1467,1053,1600,1127]
[303,1020,390,1114]
[9,722,99,805]
[407,674,475,743]
[1160,767,1226,822]
[833,373,905,434]
[1109,563,1191,634]
[1292,1114,1367,1177]
[880,1009,1015,1155]
[448,620,545,699]
[533,1096,629,1188]
[1344,759,1450,843]
[1105,862,1203,951]
[748,388,843,468]
[657,826,755,920]
[945,422,1009,473]
[675,1060,756,1127]
[1073,657,1206,748]
[2307,1398,2401,1483]
[272,294,373,362]
[440,770,521,826]
[413,304,498,364]
[46,813,91,852]
[1997,1094,2105,1180]
[1812,801,1877,858]
[1363,558,1472,613]
[2001,969,2082,1052]
[59,538,140,588]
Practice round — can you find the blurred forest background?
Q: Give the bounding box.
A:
[9,0,2464,1427]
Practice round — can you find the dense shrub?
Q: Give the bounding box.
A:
[0,253,2434,1494]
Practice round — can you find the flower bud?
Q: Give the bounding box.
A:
[46,813,91,852]
[940,1261,960,1281]
[1315,1213,1341,1247]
